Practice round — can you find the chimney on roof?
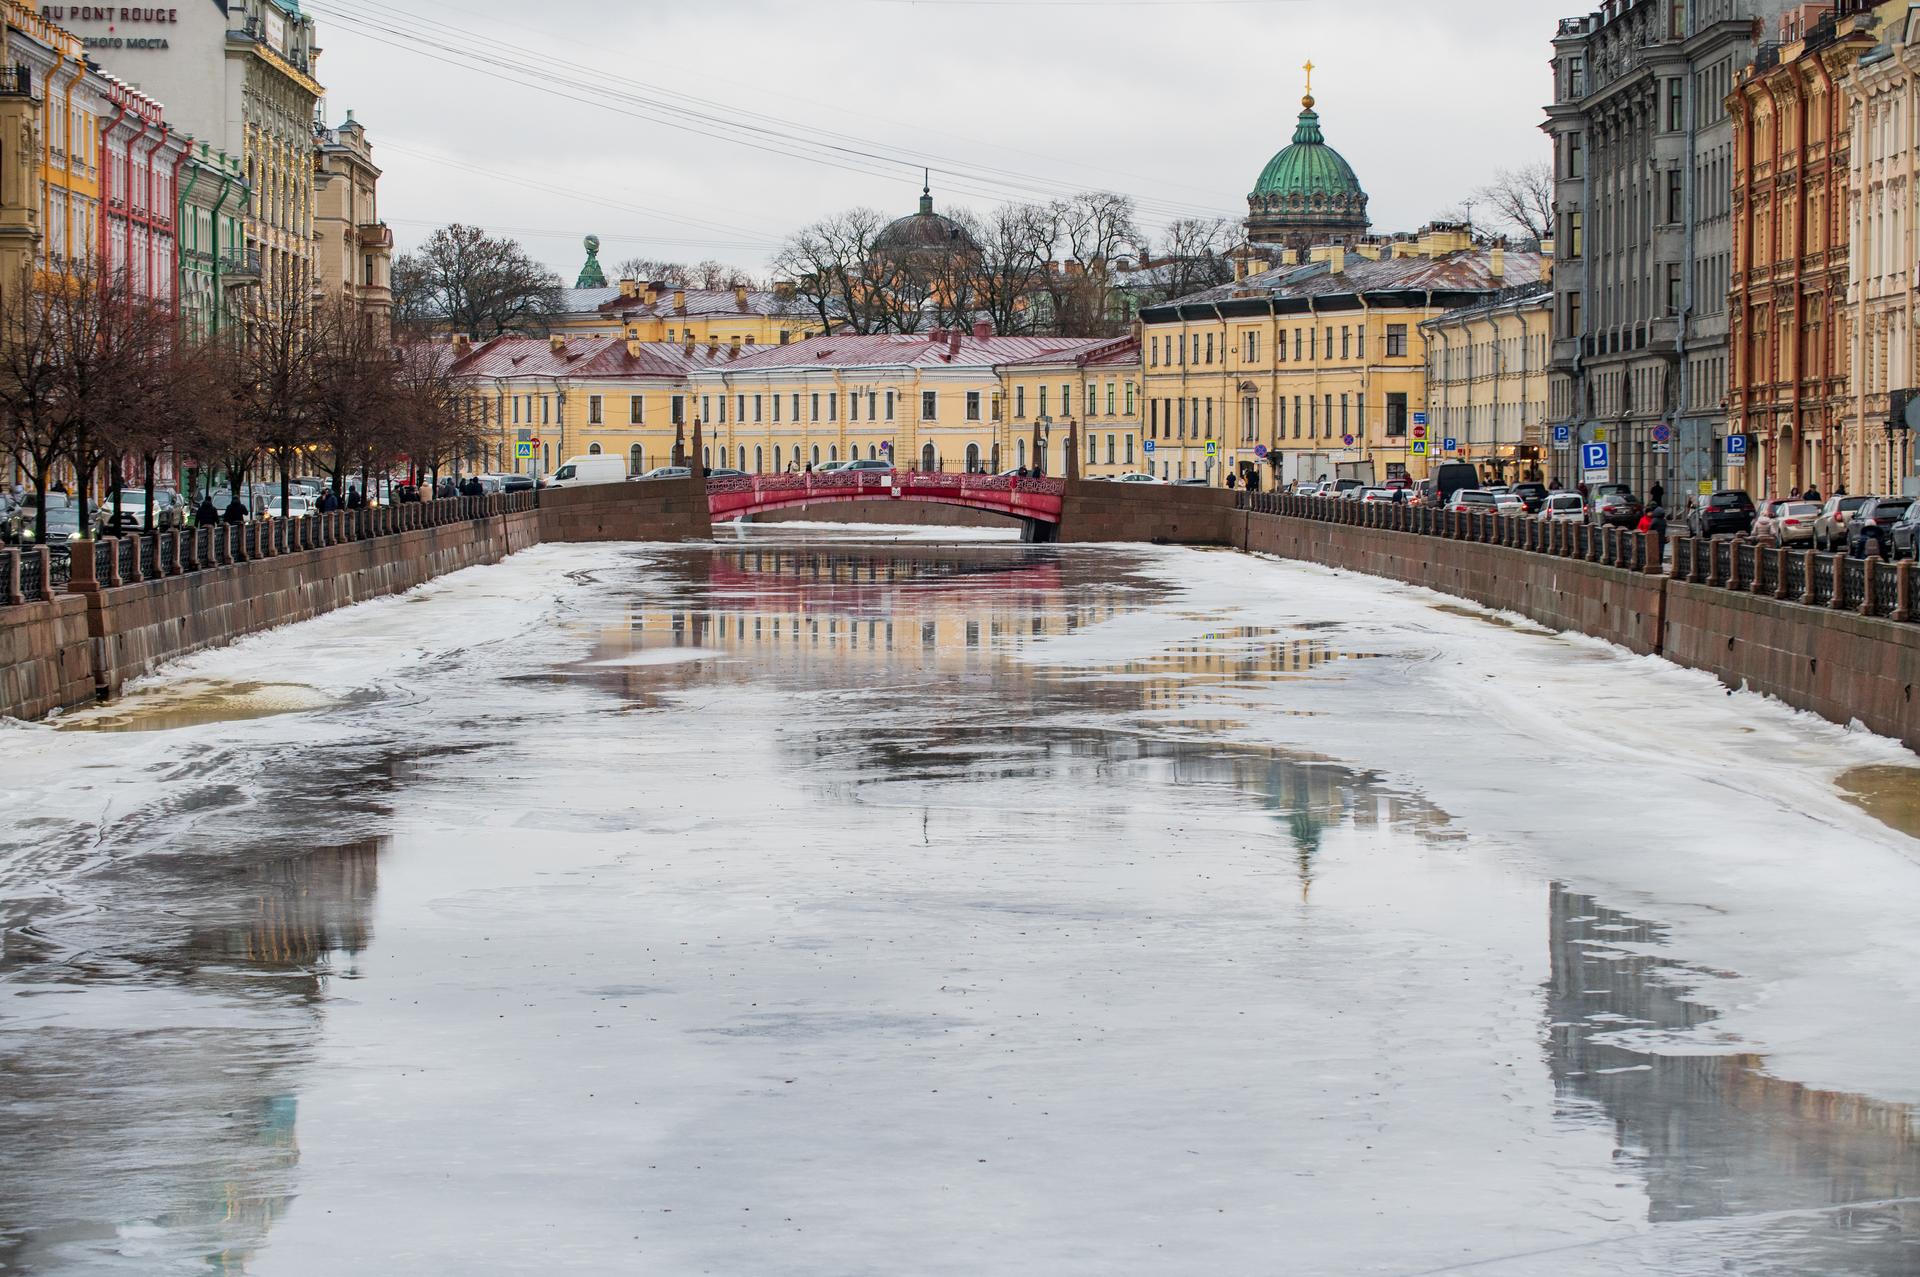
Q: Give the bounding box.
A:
[673,289,686,313]
[729,335,742,357]
[1327,247,1345,274]
[706,337,718,357]
[947,329,961,358]
[1233,255,1248,282]
[451,333,472,357]
[929,327,945,345]
[619,278,638,299]
[1489,243,1506,280]
[734,284,748,310]
[972,318,992,340]
[549,334,566,353]
[626,337,642,357]
[773,279,796,301]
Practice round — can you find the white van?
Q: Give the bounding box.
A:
[544,455,628,488]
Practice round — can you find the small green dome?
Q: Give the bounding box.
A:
[1246,96,1370,245]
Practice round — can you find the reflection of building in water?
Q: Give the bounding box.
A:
[0,842,383,1274]
[1546,885,1920,1255]
[580,545,1372,721]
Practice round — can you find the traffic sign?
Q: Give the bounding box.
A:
[1341,434,1354,446]
[1411,440,1428,456]
[1411,424,1427,441]
[1725,433,1748,458]
[514,442,533,459]
[1651,423,1672,444]
[1442,436,1458,452]
[1580,441,1609,471]
[1204,441,1218,458]
[1253,445,1268,458]
[1651,443,1671,454]
[1412,412,1428,427]
[880,441,893,453]
[528,436,541,447]
[1698,480,1714,496]
[1142,439,1155,454]
[1551,424,1571,447]
[1593,428,1608,443]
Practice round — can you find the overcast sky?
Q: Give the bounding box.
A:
[305,0,1555,282]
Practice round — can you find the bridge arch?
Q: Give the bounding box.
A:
[706,470,1064,530]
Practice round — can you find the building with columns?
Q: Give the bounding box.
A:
[1727,3,1877,497]
[314,111,391,333]
[177,141,252,336]
[85,0,324,308]
[1545,0,1799,503]
[1843,3,1920,496]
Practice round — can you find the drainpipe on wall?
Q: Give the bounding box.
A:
[100,95,127,276]
[174,145,200,324]
[207,162,235,334]
[123,113,151,293]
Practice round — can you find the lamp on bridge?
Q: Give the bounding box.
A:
[1033,414,1052,477]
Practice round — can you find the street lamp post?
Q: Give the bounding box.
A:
[1035,413,1052,477]
[1884,389,1914,496]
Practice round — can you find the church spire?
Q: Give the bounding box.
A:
[919,169,933,216]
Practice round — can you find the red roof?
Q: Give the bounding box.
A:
[449,335,746,380]
[712,331,1117,374]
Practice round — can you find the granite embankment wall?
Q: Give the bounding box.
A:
[743,500,1016,529]
[0,479,712,720]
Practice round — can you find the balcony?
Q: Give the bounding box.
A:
[219,249,262,286]
[0,65,32,98]
[356,221,393,249]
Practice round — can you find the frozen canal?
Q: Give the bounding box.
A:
[5,528,1920,1275]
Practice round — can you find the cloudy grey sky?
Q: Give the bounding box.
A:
[304,0,1555,281]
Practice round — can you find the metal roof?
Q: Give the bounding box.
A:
[707,332,1116,374]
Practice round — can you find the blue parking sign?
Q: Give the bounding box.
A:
[1580,442,1610,471]
[1142,439,1155,453]
[1442,436,1458,452]
[1725,434,1748,457]
[1551,424,1572,446]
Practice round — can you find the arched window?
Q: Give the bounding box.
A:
[774,446,783,472]
[628,444,644,475]
[990,444,1001,472]
[702,446,711,468]
[754,446,764,472]
[810,445,820,466]
[828,445,838,463]
[1016,439,1026,468]
[920,443,936,471]
[869,444,878,460]
[965,443,980,472]
[588,442,602,455]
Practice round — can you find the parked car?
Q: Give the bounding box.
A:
[1756,499,1820,546]
[1512,481,1550,512]
[635,466,692,481]
[1112,472,1162,484]
[1815,494,1873,549]
[1294,482,1324,497]
[843,459,894,474]
[1447,489,1497,514]
[1332,478,1365,499]
[702,467,747,479]
[1540,492,1587,523]
[547,455,630,488]
[1433,462,1480,506]
[1492,491,1527,516]
[1891,503,1920,559]
[1590,490,1644,527]
[1847,495,1913,557]
[1174,477,1211,487]
[1687,489,1756,538]
[1359,487,1398,504]
[499,473,536,493]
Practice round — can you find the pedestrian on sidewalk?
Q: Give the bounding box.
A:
[1649,480,1665,508]
[347,486,366,510]
[195,494,217,527]
[222,495,247,524]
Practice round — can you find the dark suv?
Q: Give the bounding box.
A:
[1688,489,1756,538]
[1590,489,1643,527]
[1848,496,1913,557]
[1511,481,1549,512]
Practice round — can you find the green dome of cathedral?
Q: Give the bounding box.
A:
[1246,89,1371,248]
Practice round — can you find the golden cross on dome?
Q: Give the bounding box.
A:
[1303,59,1314,94]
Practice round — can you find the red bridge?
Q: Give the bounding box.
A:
[705,470,1066,527]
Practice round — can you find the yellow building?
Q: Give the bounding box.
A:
[1419,284,1553,484]
[550,275,838,348]
[314,111,392,334]
[1138,230,1547,486]
[691,328,1134,476]
[450,333,731,477]
[0,2,99,282]
[997,339,1141,476]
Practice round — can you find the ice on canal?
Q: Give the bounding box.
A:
[4,528,1920,1275]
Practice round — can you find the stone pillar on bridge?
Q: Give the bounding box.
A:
[672,421,687,468]
[1032,420,1045,477]
[1065,419,1079,483]
[690,417,706,481]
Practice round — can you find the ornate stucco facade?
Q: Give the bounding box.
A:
[1728,5,1876,496]
[314,111,391,333]
[1421,286,1555,483]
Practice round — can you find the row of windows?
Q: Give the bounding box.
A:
[535,384,1144,429]
[1146,392,1411,441]
[1008,381,1136,419]
[1149,324,1408,368]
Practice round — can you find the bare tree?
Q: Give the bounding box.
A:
[969,202,1052,336]
[1474,162,1554,244]
[775,208,889,334]
[614,257,690,286]
[1144,217,1239,303]
[305,296,397,499]
[393,223,564,338]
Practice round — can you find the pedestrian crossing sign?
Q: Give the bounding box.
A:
[1411,440,1428,456]
[514,442,533,459]
[1204,441,1218,458]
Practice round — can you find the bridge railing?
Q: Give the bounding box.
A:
[704,469,1066,505]
[1240,490,1920,623]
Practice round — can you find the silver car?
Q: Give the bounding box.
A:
[1815,495,1872,549]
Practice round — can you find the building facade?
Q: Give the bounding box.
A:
[1138,231,1544,486]
[314,111,392,333]
[998,339,1141,477]
[2,2,100,281]
[549,277,837,347]
[1843,5,1920,494]
[1246,74,1371,253]
[1545,0,1800,503]
[90,0,324,307]
[1728,4,1876,496]
[1421,286,1556,483]
[96,73,186,304]
[177,141,252,336]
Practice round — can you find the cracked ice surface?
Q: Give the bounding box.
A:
[2,530,1919,1275]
